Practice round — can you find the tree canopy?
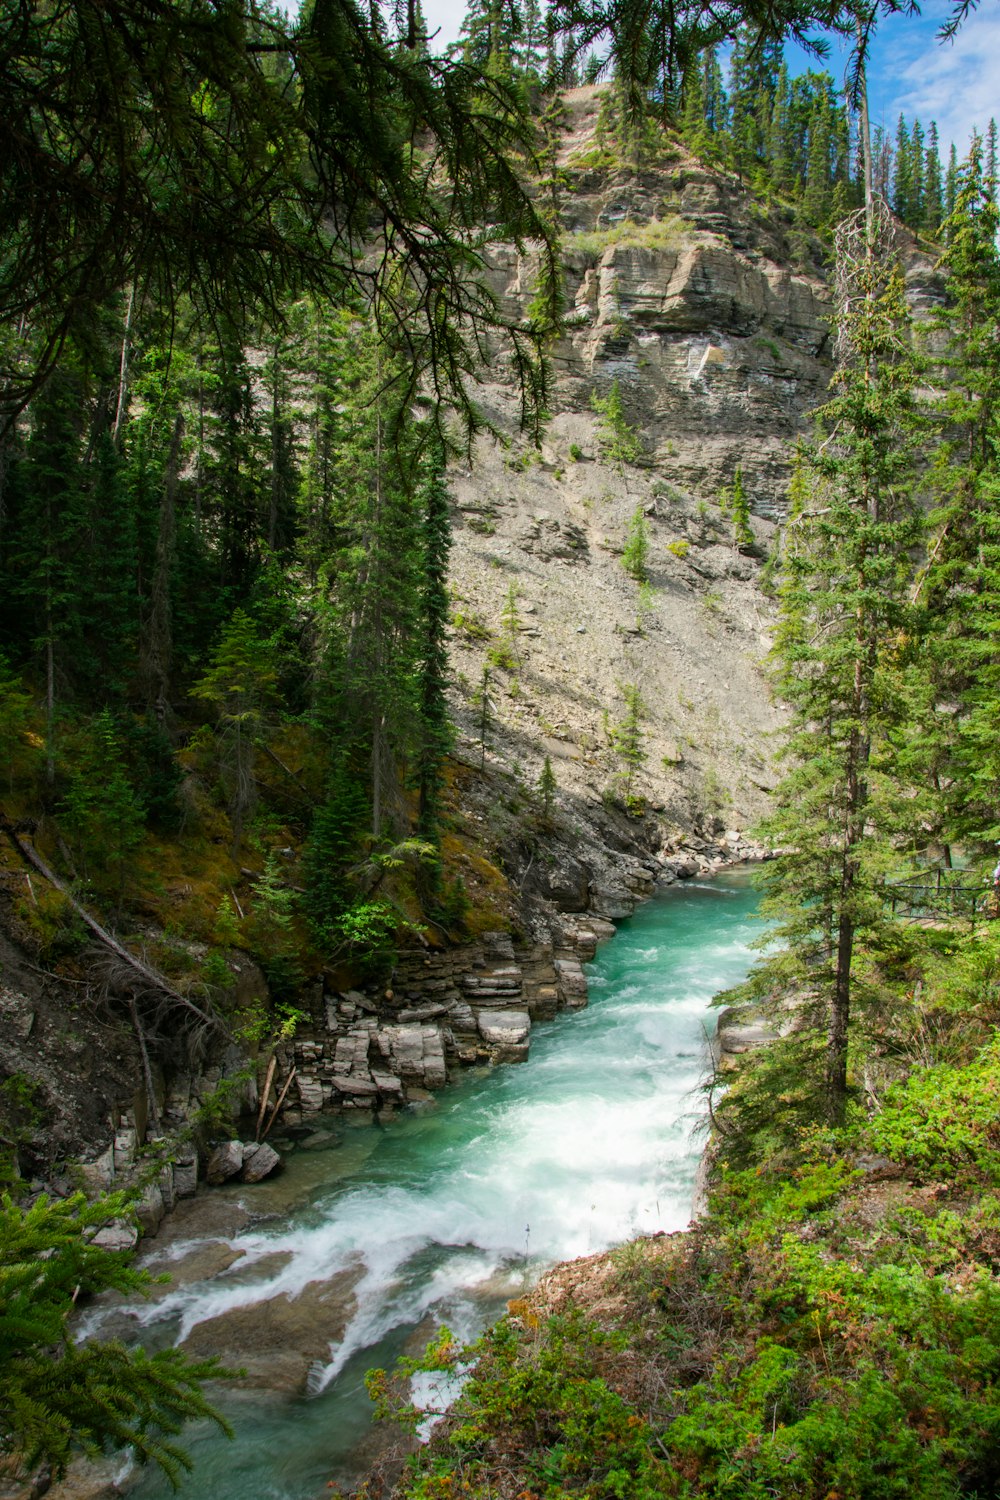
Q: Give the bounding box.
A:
[0,0,560,435]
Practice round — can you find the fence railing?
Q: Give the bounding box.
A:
[886,879,989,923]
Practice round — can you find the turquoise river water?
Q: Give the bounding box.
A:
[106,872,761,1499]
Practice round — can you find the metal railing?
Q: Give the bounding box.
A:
[887,876,990,924]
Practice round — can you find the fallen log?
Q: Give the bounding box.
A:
[0,814,228,1037]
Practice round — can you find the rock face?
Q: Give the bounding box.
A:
[276,928,587,1120]
[440,85,941,851]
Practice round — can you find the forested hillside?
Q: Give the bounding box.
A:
[363,81,1000,1500]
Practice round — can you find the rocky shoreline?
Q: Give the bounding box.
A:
[65,835,766,1233]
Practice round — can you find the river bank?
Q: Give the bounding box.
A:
[56,873,762,1500]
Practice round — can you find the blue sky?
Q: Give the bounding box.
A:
[789,1,998,156]
[419,0,997,156]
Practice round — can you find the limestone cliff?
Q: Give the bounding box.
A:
[441,85,937,866]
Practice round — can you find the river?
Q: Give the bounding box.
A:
[102,872,760,1499]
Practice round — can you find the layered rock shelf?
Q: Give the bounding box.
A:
[275,837,762,1124]
[276,927,598,1124]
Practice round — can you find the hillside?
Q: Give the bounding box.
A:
[0,87,874,1188]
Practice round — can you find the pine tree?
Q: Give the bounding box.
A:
[911,136,1000,849]
[924,122,944,237]
[802,97,832,225]
[538,754,557,827]
[416,442,453,841]
[756,201,923,1124]
[611,683,646,812]
[892,115,912,221]
[767,62,793,189]
[311,317,423,840]
[192,608,278,852]
[730,466,754,548]
[622,506,650,581]
[591,378,641,467]
[987,118,998,202]
[61,710,146,904]
[945,143,960,223]
[474,665,494,771]
[1,1192,231,1487]
[500,582,523,667]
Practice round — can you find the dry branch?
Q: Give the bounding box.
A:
[0,815,229,1037]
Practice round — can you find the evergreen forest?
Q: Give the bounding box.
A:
[4,0,1000,1495]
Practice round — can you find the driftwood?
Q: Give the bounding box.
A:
[255,1054,277,1141]
[261,1065,297,1142]
[128,993,162,1133]
[0,815,228,1037]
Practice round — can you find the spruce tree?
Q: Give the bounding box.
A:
[924,122,944,237]
[1,1192,231,1487]
[756,200,922,1124]
[192,609,278,852]
[416,442,453,840]
[892,115,912,221]
[538,754,557,827]
[612,683,646,812]
[910,137,1000,850]
[987,118,999,202]
[622,506,650,582]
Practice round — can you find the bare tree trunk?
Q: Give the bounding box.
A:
[111,284,135,449]
[268,340,280,551]
[855,16,874,226]
[143,413,182,729]
[128,992,161,1134]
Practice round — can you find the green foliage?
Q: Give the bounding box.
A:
[868,1037,1000,1184]
[0,1074,44,1182]
[416,442,453,841]
[610,683,646,813]
[473,666,494,772]
[303,763,368,951]
[61,710,146,902]
[499,583,523,665]
[193,608,278,852]
[334,898,401,977]
[591,379,642,467]
[666,538,690,559]
[371,1313,670,1499]
[621,504,650,582]
[244,852,302,1002]
[0,1192,231,1484]
[754,213,923,1123]
[0,0,559,438]
[729,465,754,548]
[0,652,36,791]
[538,754,557,827]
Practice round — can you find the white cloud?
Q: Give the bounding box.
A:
[872,3,1000,156]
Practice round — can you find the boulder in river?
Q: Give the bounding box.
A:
[241,1142,281,1182]
[205,1140,244,1184]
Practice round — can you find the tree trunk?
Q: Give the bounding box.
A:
[111,284,135,449]
[855,20,874,226]
[142,413,182,729]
